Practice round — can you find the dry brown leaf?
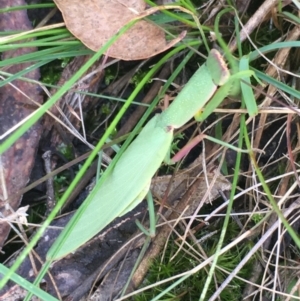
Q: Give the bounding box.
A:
[151,169,231,205]
[53,0,185,60]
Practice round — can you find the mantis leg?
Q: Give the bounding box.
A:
[170,133,251,164]
[171,134,205,163]
[135,191,156,237]
[119,181,156,237]
[121,191,157,295]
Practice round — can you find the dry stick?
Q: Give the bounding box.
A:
[229,0,280,51]
[42,151,56,215]
[35,7,58,28]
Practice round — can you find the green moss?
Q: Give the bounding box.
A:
[134,219,254,300]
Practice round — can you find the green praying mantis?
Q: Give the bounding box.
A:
[47,49,255,260]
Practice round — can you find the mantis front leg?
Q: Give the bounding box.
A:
[119,181,157,237]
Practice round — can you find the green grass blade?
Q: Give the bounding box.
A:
[249,41,300,62]
[0,46,90,67]
[281,11,300,24]
[254,68,300,99]
[0,60,51,88]
[239,55,258,116]
[0,264,59,301]
[0,3,55,13]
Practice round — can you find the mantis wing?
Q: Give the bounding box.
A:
[47,115,173,260]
